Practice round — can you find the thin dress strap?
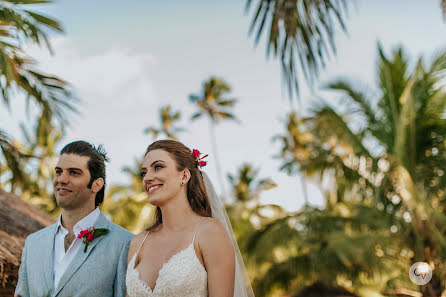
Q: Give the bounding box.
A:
[134,231,150,259]
[192,218,207,244]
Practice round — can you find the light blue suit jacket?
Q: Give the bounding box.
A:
[15,212,133,297]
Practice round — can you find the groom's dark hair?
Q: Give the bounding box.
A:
[60,140,109,207]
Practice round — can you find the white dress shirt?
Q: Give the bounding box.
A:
[53,208,100,289]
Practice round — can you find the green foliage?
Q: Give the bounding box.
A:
[260,45,446,296]
[0,0,77,189]
[1,113,62,215]
[228,163,277,203]
[225,162,281,294]
[246,1,446,101]
[101,158,155,233]
[190,76,239,201]
[189,77,238,124]
[246,0,350,99]
[144,105,184,140]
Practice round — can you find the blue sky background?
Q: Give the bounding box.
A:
[2,0,445,211]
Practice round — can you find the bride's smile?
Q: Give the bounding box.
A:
[127,140,245,297]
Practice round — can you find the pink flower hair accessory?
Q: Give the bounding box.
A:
[192,149,208,168]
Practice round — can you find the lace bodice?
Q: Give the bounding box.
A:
[126,222,208,297]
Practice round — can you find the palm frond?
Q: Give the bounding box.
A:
[326,79,378,128]
[310,106,373,157]
[0,1,62,52]
[246,0,349,99]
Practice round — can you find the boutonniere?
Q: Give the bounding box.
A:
[77,227,109,253]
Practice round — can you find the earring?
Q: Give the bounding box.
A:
[181,181,185,185]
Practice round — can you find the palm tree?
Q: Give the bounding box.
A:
[20,114,63,214]
[101,158,154,233]
[252,45,446,296]
[225,162,281,290]
[143,105,184,140]
[0,113,64,215]
[246,1,446,100]
[245,0,350,99]
[226,163,279,246]
[244,193,400,296]
[0,130,31,192]
[189,77,238,202]
[0,0,77,189]
[273,112,313,206]
[228,163,277,204]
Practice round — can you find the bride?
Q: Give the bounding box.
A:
[126,140,255,297]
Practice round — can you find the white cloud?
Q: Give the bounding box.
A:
[27,37,157,107]
[24,37,161,184]
[20,36,320,212]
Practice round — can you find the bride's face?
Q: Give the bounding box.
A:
[141,149,185,206]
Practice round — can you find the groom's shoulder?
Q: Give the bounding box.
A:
[105,219,134,242]
[25,223,56,242]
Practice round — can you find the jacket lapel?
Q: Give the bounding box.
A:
[53,212,110,296]
[40,224,57,295]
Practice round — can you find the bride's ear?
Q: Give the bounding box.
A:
[181,169,191,185]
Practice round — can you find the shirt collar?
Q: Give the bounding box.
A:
[55,208,101,236]
[55,216,65,235]
[73,208,101,235]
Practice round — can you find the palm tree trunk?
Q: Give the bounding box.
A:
[209,121,227,203]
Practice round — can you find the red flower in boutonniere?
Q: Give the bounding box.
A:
[77,227,109,253]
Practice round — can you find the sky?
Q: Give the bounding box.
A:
[2,0,445,211]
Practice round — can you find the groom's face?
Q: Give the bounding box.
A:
[53,153,95,210]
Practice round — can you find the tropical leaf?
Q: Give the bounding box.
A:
[268,45,446,295]
[143,105,184,140]
[246,0,349,99]
[0,0,77,184]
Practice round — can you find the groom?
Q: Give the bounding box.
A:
[15,141,133,297]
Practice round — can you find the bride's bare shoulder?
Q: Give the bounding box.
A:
[199,217,224,230]
[197,218,231,248]
[196,217,235,268]
[127,230,149,260]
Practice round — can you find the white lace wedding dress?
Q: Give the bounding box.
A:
[126,224,207,297]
